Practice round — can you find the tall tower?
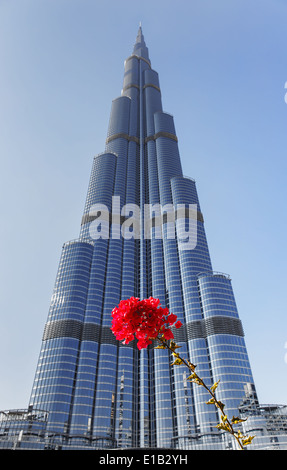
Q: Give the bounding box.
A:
[4,27,260,450]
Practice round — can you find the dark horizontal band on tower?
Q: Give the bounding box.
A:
[43,320,110,344]
[81,207,204,226]
[42,316,244,344]
[145,131,178,143]
[144,207,204,229]
[125,54,151,67]
[106,133,140,145]
[122,83,161,93]
[105,131,178,146]
[173,316,244,342]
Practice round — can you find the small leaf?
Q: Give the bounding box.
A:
[155,344,166,349]
[193,378,203,385]
[171,358,183,366]
[215,400,225,412]
[215,423,225,431]
[187,361,196,371]
[186,373,197,380]
[231,416,247,424]
[216,422,231,433]
[170,341,181,351]
[210,380,220,393]
[206,398,215,405]
[186,373,203,386]
[241,435,255,446]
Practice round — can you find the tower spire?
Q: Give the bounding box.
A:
[135,23,144,44]
[133,23,149,62]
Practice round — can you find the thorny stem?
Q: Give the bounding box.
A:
[156,335,245,450]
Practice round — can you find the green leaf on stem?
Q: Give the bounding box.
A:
[215,400,225,412]
[206,398,216,405]
[210,380,220,393]
[241,435,255,446]
[171,357,183,366]
[187,361,196,371]
[169,341,181,352]
[186,373,204,386]
[216,422,231,433]
[231,416,247,424]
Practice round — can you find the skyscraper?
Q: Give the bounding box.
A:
[1,26,286,451]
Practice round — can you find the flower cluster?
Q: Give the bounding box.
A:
[111,296,182,349]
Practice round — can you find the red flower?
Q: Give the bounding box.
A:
[111,297,182,350]
[167,313,177,325]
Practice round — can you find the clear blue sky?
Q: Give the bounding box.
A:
[0,0,286,410]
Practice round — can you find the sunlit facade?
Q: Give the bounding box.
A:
[0,27,286,451]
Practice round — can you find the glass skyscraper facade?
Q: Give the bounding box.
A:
[1,27,287,451]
